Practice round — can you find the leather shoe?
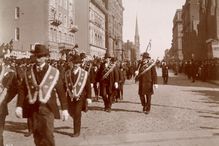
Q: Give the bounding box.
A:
[72,133,80,137]
[24,132,32,137]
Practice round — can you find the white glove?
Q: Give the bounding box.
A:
[91,83,94,88]
[135,71,139,76]
[114,82,119,89]
[87,98,92,104]
[154,84,158,89]
[15,107,23,118]
[61,110,69,121]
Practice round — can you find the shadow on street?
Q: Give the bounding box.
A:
[5,121,27,134]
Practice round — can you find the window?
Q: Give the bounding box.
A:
[15,27,20,41]
[15,7,20,19]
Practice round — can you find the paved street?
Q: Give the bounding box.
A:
[4,68,219,146]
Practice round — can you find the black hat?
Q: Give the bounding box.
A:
[31,44,49,58]
[71,54,82,64]
[142,52,150,58]
[80,52,86,59]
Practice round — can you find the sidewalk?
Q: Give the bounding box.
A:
[8,129,219,146]
[208,80,219,86]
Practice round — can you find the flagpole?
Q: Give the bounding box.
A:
[145,39,151,53]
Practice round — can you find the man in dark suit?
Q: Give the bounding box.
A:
[65,54,91,137]
[15,43,69,146]
[135,52,158,114]
[161,61,169,84]
[0,53,18,146]
[97,53,119,112]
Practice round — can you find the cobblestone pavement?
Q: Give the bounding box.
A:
[4,68,219,146]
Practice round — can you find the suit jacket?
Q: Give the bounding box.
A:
[138,60,157,95]
[16,63,68,119]
[0,65,18,116]
[162,65,169,77]
[64,67,91,116]
[98,62,119,95]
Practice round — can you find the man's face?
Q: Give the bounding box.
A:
[36,56,47,66]
[105,58,110,63]
[73,63,80,71]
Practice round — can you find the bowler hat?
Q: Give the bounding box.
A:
[142,52,150,58]
[31,44,49,58]
[80,52,86,59]
[71,54,82,64]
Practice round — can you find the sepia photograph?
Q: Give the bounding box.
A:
[0,0,219,146]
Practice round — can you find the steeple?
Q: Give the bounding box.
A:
[135,17,139,37]
[134,16,140,59]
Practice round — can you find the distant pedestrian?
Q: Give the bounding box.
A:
[161,61,169,84]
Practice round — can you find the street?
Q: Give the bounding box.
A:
[4,68,219,146]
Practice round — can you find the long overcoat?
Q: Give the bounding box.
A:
[138,61,157,95]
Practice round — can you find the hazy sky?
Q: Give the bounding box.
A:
[123,0,185,59]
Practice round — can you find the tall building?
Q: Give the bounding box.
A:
[105,0,124,59]
[123,40,136,63]
[75,0,107,57]
[198,0,219,58]
[171,9,183,61]
[134,16,140,60]
[181,0,200,60]
[0,0,77,59]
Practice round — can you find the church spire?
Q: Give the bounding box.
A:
[135,16,139,37]
[134,16,140,59]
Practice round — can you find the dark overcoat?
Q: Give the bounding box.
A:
[64,68,91,117]
[0,66,18,116]
[16,64,68,119]
[138,61,157,95]
[98,62,119,96]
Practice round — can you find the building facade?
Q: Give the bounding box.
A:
[171,9,183,61]
[105,0,124,59]
[199,0,219,58]
[181,0,200,60]
[123,40,136,63]
[75,0,107,57]
[0,0,77,59]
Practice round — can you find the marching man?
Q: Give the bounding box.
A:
[0,52,18,146]
[64,54,91,137]
[97,53,119,112]
[15,44,69,146]
[135,52,158,114]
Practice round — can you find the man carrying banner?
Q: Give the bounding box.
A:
[135,52,158,114]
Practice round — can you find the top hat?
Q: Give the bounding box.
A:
[31,44,50,58]
[142,52,150,58]
[71,54,82,64]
